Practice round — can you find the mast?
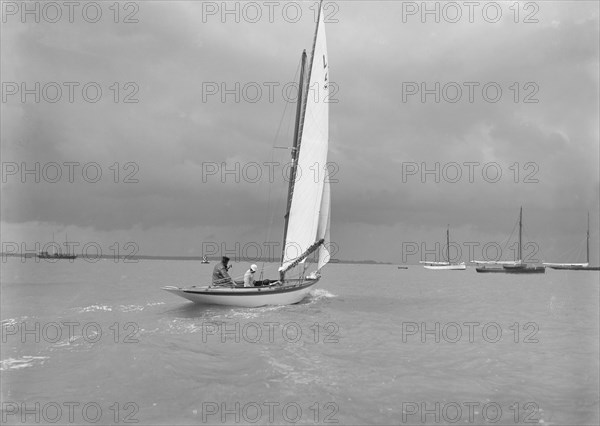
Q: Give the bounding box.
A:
[280,0,324,281]
[587,212,590,264]
[446,225,450,263]
[518,207,523,262]
[280,50,307,274]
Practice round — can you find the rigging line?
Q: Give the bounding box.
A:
[487,213,519,256]
[500,218,520,259]
[521,227,545,262]
[553,236,586,261]
[574,240,586,262]
[259,56,303,276]
[256,263,279,281]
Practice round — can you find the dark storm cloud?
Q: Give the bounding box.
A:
[328,2,598,235]
[1,1,598,261]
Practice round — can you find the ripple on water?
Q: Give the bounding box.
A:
[0,356,49,371]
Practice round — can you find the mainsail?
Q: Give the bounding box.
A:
[316,173,331,271]
[280,1,330,275]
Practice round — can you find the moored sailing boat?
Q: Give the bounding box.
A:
[420,226,466,270]
[474,207,545,274]
[163,1,331,307]
[543,213,600,271]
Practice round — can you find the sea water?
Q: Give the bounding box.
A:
[1,258,598,425]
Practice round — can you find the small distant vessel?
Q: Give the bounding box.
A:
[474,207,545,274]
[397,266,408,270]
[420,226,466,270]
[543,213,600,271]
[163,1,331,307]
[37,234,77,260]
[37,251,77,260]
[200,256,210,264]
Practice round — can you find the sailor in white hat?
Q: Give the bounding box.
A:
[243,264,258,287]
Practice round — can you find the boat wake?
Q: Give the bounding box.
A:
[0,356,49,371]
[74,304,113,313]
[308,288,337,301]
[229,304,290,320]
[73,302,165,314]
[294,288,337,305]
[1,316,31,327]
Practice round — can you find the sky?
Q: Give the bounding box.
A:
[1,0,599,264]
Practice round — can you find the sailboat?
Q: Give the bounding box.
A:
[543,213,600,271]
[474,207,545,274]
[162,1,331,307]
[420,226,466,270]
[200,255,210,264]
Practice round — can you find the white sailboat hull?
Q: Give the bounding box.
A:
[162,279,320,307]
[423,263,466,270]
[543,262,589,269]
[472,260,522,266]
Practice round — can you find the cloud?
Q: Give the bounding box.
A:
[1,1,598,262]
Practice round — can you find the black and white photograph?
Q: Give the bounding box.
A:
[1,0,599,424]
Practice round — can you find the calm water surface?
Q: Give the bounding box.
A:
[1,259,598,425]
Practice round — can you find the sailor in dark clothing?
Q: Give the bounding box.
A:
[212,256,233,286]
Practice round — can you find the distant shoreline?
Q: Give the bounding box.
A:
[0,253,394,265]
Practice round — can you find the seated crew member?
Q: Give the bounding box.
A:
[243,264,258,287]
[243,264,273,287]
[212,256,234,286]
